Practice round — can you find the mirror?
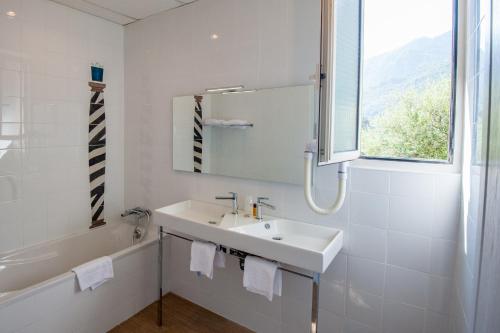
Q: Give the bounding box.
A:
[172,85,315,185]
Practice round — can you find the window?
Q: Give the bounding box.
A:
[360,0,457,162]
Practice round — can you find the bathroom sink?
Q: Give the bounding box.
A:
[229,219,339,252]
[156,200,226,226]
[154,200,343,273]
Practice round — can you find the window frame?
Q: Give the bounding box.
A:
[359,0,459,165]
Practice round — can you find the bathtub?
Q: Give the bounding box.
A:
[0,221,161,333]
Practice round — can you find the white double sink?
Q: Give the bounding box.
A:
[154,200,343,273]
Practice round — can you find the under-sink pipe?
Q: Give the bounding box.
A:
[304,151,348,215]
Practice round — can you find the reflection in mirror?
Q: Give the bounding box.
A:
[173,85,315,185]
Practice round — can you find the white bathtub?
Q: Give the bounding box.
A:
[0,221,161,333]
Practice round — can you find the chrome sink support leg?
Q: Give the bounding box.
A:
[311,273,320,333]
[157,226,163,326]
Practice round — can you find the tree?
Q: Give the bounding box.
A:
[361,79,451,160]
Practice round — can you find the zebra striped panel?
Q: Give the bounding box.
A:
[88,82,106,229]
[193,95,203,173]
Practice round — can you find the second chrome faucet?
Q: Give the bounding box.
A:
[215,192,275,220]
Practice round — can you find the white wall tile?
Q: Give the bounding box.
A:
[348,256,386,296]
[349,224,387,263]
[430,238,456,277]
[427,276,452,314]
[387,231,431,272]
[323,252,348,284]
[388,195,434,236]
[346,288,383,329]
[385,265,429,308]
[344,319,380,333]
[319,281,346,316]
[432,174,461,240]
[0,149,22,176]
[390,171,435,197]
[383,301,425,333]
[350,168,390,194]
[425,310,451,333]
[0,175,20,202]
[350,191,389,229]
[318,310,345,333]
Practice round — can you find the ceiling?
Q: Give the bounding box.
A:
[51,0,197,25]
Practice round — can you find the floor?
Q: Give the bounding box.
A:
[109,293,254,333]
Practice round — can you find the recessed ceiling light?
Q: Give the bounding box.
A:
[6,11,16,17]
[210,33,219,40]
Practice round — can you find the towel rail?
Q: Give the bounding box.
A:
[157,229,321,333]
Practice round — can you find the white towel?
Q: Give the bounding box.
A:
[203,119,252,127]
[222,119,251,126]
[190,241,217,279]
[243,256,282,301]
[214,246,226,268]
[72,256,114,291]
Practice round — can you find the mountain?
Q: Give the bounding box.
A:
[362,31,452,120]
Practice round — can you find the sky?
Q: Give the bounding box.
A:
[364,0,453,59]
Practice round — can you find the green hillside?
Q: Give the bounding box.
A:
[362,31,452,123]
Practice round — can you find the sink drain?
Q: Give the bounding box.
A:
[272,236,283,241]
[208,221,217,225]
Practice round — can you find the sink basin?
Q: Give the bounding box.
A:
[154,200,343,273]
[230,219,339,252]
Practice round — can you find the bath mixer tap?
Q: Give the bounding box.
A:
[121,207,151,218]
[215,192,239,214]
[256,197,275,220]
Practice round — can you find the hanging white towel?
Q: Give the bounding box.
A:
[72,256,114,291]
[214,246,226,268]
[190,241,217,279]
[243,256,282,301]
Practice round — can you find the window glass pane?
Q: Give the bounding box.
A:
[361,0,453,161]
[333,0,361,153]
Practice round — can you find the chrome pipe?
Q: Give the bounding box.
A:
[311,273,320,333]
[157,226,163,326]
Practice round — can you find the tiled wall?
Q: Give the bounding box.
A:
[124,1,462,332]
[0,0,124,252]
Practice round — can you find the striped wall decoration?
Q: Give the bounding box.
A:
[88,82,107,229]
[193,95,203,173]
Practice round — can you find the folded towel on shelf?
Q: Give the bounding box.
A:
[214,245,226,268]
[222,119,251,126]
[243,256,282,301]
[202,118,252,127]
[203,118,225,126]
[190,240,217,279]
[72,256,114,291]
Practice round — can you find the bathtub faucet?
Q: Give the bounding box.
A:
[121,207,151,219]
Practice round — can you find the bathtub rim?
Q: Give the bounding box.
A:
[0,221,158,310]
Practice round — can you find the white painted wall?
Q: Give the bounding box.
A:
[0,0,124,252]
[124,1,462,332]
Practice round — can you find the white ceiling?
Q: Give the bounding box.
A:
[51,0,196,25]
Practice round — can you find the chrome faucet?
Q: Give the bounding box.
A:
[215,192,239,214]
[256,197,275,220]
[121,207,151,218]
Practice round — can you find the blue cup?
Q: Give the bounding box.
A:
[91,66,104,82]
